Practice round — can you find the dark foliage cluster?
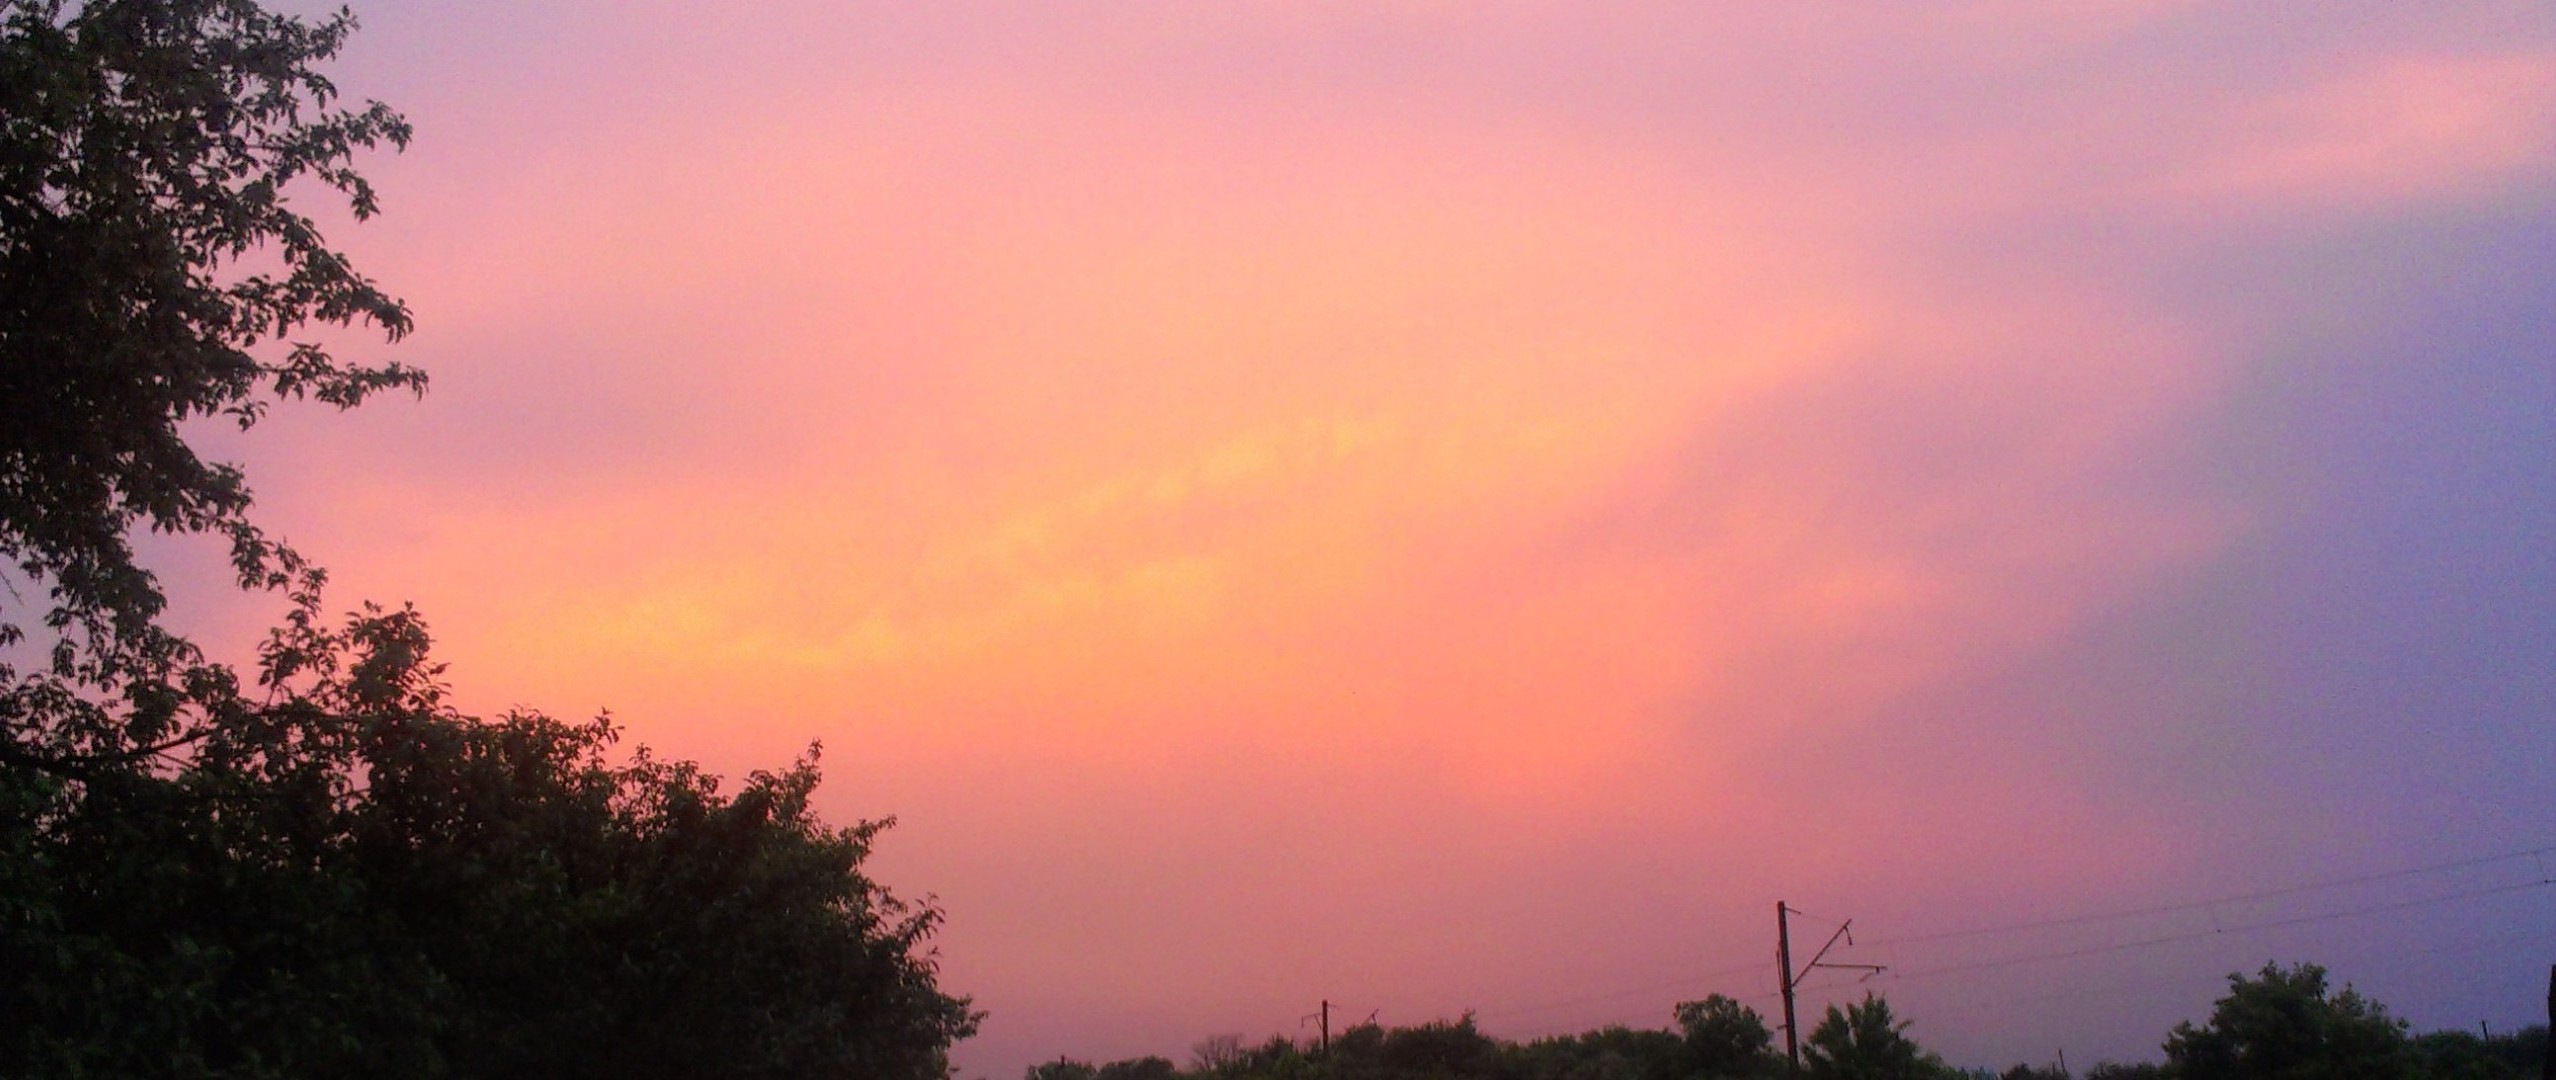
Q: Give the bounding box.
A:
[3,606,979,1078]
[1030,999,1789,1080]
[1049,966,2547,1080]
[0,2,979,1075]
[0,0,418,695]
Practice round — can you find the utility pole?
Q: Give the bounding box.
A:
[1777,902,1800,1073]
[1304,1001,1333,1057]
[1775,901,1886,1075]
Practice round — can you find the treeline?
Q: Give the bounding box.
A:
[1,602,981,1078]
[1030,963,2548,1080]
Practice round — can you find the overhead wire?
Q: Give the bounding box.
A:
[1338,840,2555,1049]
[1858,842,2556,948]
[1867,875,2555,985]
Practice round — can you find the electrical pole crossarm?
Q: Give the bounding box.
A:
[1775,901,1887,1075]
[1789,915,1888,986]
[1794,921,1852,982]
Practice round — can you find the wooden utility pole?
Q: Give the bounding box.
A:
[1775,901,1885,1075]
[1777,902,1800,1073]
[1321,999,1331,1057]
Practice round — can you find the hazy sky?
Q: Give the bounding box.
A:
[170,2,2552,1074]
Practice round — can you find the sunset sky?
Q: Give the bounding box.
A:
[162,2,2553,1074]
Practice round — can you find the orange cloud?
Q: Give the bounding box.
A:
[273,87,2242,870]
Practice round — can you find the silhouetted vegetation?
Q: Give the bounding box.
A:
[0,1,975,1075]
[4,605,978,1077]
[1046,966,2547,1080]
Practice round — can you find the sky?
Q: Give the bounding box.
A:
[161,2,2553,1074]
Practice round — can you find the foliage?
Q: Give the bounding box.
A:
[1674,993,1778,1077]
[0,605,979,1078]
[1511,1024,1692,1080]
[2163,962,2414,1080]
[1194,1035,1249,1074]
[1803,994,1951,1080]
[0,0,422,703]
[0,3,981,1074]
[1046,981,2543,1080]
[1048,1003,1800,1080]
[2409,1028,2549,1080]
[1380,1015,1506,1078]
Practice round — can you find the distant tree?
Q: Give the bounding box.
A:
[1802,994,1948,1080]
[1359,1014,1502,1079]
[2162,963,2412,1080]
[2413,1031,2515,1080]
[2081,1065,2164,1080]
[1194,1035,1250,1074]
[1567,1049,1644,1080]
[2404,1024,2549,1080]
[1031,1059,1102,1080]
[1241,1034,1309,1076]
[1675,994,1778,1076]
[1512,1032,1606,1080]
[1514,1024,1692,1080]
[1332,1022,1391,1068]
[2500,1025,2548,1078]
[1101,1056,1181,1080]
[1998,1066,2067,1080]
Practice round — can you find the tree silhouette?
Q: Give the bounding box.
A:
[0,4,979,1074]
[1675,993,1779,1076]
[1802,994,1943,1080]
[2165,962,2414,1080]
[3,605,980,1077]
[1,0,420,703]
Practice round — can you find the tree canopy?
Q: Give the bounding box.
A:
[1676,993,1778,1077]
[3,605,980,1077]
[2163,962,2415,1080]
[1,0,421,697]
[1802,994,1942,1080]
[0,2,979,1075]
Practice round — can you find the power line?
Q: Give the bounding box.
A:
[1315,841,2555,1051]
[1872,918,2556,1024]
[1868,876,2555,985]
[1782,905,1849,930]
[1861,842,2556,948]
[1368,869,2551,1047]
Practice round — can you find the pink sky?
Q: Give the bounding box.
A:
[166,2,2556,1073]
